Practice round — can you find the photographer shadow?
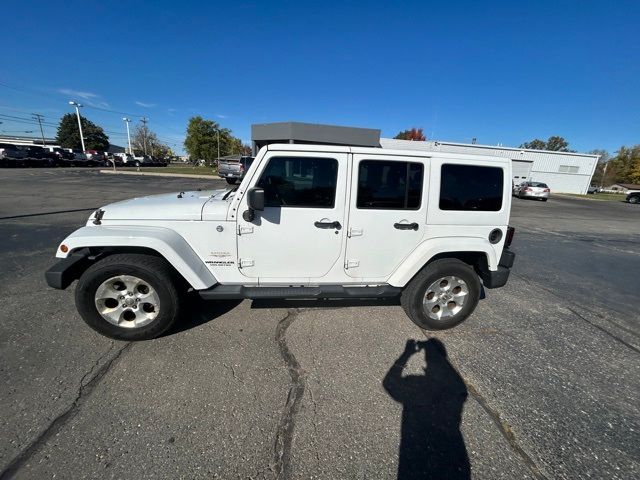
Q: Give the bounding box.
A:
[383,339,470,480]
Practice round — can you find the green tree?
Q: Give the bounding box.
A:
[394,128,426,141]
[519,139,546,150]
[183,116,243,163]
[520,136,573,152]
[56,113,109,151]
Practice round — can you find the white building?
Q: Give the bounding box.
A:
[380,138,599,194]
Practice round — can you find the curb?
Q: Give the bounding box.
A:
[99,170,217,180]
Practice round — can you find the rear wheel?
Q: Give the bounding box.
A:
[75,254,182,340]
[226,178,237,185]
[133,161,141,167]
[401,258,481,330]
[629,196,640,204]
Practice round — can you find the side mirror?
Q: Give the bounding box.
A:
[247,187,264,211]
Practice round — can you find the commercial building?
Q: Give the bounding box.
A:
[251,122,599,194]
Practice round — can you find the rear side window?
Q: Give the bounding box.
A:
[440,164,503,211]
[257,156,338,208]
[357,160,424,210]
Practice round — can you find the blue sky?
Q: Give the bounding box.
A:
[1,0,638,154]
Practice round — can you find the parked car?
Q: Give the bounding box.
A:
[72,149,89,166]
[587,185,599,194]
[217,155,255,184]
[45,144,516,341]
[514,181,550,201]
[129,155,155,167]
[23,146,58,167]
[626,191,640,204]
[43,146,74,166]
[0,143,28,167]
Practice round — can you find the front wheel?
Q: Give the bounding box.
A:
[401,258,481,330]
[75,254,182,340]
[629,196,640,204]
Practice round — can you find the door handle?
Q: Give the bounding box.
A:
[314,220,341,230]
[394,222,419,231]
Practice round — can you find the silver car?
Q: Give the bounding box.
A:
[515,181,550,201]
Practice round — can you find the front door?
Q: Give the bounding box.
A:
[236,151,348,281]
[345,154,428,280]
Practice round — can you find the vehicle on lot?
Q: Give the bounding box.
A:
[626,191,640,204]
[587,185,599,194]
[129,155,155,167]
[86,150,107,165]
[217,155,255,184]
[23,146,57,167]
[514,181,550,201]
[71,149,89,166]
[44,146,75,166]
[0,143,28,167]
[45,144,516,341]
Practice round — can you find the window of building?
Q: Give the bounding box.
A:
[440,164,503,211]
[256,156,338,208]
[559,165,579,173]
[356,160,424,210]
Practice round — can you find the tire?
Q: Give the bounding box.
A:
[401,258,481,330]
[134,161,141,167]
[629,196,639,204]
[75,253,182,341]
[226,178,237,185]
[541,198,548,202]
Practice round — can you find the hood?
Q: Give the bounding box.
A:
[97,189,231,221]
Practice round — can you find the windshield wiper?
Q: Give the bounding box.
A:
[222,186,239,200]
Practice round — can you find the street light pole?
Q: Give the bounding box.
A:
[141,117,148,155]
[69,101,85,152]
[122,117,132,154]
[217,129,220,161]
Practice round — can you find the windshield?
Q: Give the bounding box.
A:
[530,182,548,188]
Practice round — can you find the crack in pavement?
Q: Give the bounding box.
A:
[464,380,548,480]
[271,308,306,480]
[0,342,132,479]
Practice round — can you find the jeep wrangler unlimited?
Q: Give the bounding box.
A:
[45,144,515,340]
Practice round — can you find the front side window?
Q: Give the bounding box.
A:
[256,156,338,208]
[440,164,503,211]
[357,160,424,210]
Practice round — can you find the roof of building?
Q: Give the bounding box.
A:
[252,122,380,147]
[611,183,640,189]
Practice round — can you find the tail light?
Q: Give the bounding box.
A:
[505,226,515,247]
[544,188,550,192]
[239,163,245,173]
[523,187,531,192]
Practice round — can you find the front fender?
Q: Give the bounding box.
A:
[386,236,499,288]
[56,225,217,290]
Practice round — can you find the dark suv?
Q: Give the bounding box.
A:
[626,191,640,204]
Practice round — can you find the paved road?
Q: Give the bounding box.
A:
[0,169,638,479]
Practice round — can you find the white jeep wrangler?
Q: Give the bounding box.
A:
[46,144,515,340]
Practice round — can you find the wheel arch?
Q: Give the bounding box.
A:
[387,238,498,288]
[55,226,217,290]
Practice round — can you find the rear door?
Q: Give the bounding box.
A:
[344,154,428,280]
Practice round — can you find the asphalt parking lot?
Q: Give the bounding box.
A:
[1,169,638,479]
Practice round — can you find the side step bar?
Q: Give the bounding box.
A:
[198,284,402,300]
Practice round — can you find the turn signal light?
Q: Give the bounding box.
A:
[60,244,69,253]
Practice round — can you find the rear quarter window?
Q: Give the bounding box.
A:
[439,164,504,211]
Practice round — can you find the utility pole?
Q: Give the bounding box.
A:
[217,128,220,161]
[32,114,46,146]
[122,118,132,154]
[68,101,85,152]
[141,117,148,155]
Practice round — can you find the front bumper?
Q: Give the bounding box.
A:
[480,249,515,289]
[45,248,92,290]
